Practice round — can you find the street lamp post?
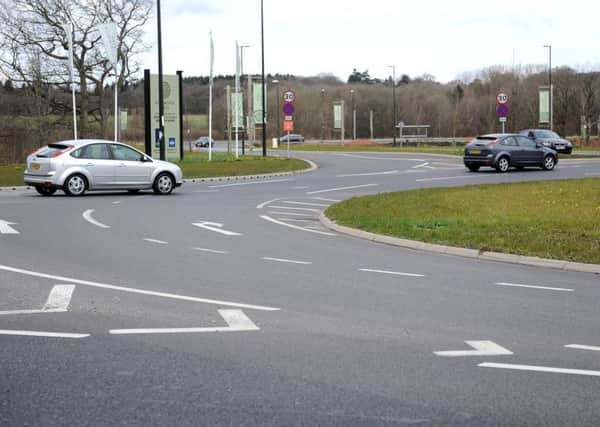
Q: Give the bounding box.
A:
[240,44,250,154]
[544,44,552,130]
[320,88,325,141]
[272,80,280,143]
[260,0,267,156]
[350,89,355,140]
[388,65,397,146]
[156,0,165,160]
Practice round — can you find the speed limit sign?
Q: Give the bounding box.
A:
[283,89,296,103]
[496,92,509,104]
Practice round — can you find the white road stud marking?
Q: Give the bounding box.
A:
[0,284,75,315]
[144,238,168,244]
[434,340,513,357]
[0,330,89,339]
[192,221,243,236]
[0,263,280,311]
[306,183,378,195]
[82,209,110,229]
[209,178,293,188]
[565,344,600,352]
[261,257,312,265]
[109,309,259,335]
[479,362,600,377]
[336,170,399,177]
[260,215,336,236]
[0,219,19,234]
[495,282,574,292]
[359,268,424,277]
[192,247,229,254]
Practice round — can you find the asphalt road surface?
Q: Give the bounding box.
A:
[1,152,599,426]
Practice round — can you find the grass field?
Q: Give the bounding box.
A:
[325,178,600,264]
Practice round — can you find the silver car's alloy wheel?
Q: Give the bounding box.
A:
[496,156,510,173]
[153,173,174,195]
[543,155,555,171]
[64,174,87,196]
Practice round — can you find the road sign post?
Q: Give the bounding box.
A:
[496,93,510,133]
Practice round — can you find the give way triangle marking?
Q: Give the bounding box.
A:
[434,340,513,357]
[0,285,75,315]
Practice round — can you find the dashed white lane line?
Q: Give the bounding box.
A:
[306,183,378,195]
[192,247,229,254]
[261,257,313,265]
[260,215,335,236]
[565,344,600,352]
[336,170,399,177]
[257,198,280,209]
[495,282,574,292]
[82,209,110,229]
[359,268,425,278]
[209,178,294,188]
[144,238,168,245]
[0,263,280,311]
[479,362,600,378]
[0,330,89,339]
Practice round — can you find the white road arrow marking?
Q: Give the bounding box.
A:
[0,219,19,234]
[434,340,513,357]
[0,284,75,315]
[109,309,259,335]
[192,221,243,236]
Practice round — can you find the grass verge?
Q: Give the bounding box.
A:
[325,178,600,264]
[0,154,310,187]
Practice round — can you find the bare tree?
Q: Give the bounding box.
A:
[0,0,152,137]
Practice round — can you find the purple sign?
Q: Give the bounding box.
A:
[283,103,295,116]
[496,104,510,117]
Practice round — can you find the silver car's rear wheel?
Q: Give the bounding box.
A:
[542,155,556,171]
[63,173,87,196]
[496,156,510,173]
[153,172,174,195]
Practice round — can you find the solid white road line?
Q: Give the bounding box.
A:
[338,153,425,161]
[565,344,600,352]
[313,197,341,202]
[42,285,75,311]
[306,183,378,195]
[261,257,312,265]
[585,172,600,176]
[267,211,315,217]
[435,340,513,357]
[0,263,280,311]
[0,330,89,339]
[495,282,574,292]
[260,215,336,236]
[82,209,110,229]
[192,247,229,254]
[144,238,168,245]
[256,198,280,209]
[268,205,320,212]
[479,362,600,377]
[109,309,259,335]
[358,268,425,277]
[336,170,399,177]
[209,178,293,188]
[280,201,330,207]
[416,175,476,182]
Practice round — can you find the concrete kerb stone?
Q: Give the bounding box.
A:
[0,157,318,191]
[319,212,600,275]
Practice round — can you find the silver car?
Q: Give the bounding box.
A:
[24,139,183,196]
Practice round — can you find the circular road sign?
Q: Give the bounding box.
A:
[496,92,509,104]
[283,89,296,103]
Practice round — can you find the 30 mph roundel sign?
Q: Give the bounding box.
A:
[496,92,509,104]
[283,89,296,103]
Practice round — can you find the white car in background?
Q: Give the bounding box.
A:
[24,139,183,196]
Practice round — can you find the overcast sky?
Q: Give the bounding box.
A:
[141,0,600,83]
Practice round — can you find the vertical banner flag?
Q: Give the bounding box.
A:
[209,31,214,85]
[539,86,550,124]
[208,31,214,160]
[97,23,119,70]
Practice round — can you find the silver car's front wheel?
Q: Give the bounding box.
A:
[63,174,87,196]
[153,172,174,195]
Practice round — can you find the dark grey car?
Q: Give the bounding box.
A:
[518,129,573,154]
[463,133,558,172]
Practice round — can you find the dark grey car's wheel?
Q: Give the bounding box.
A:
[153,172,174,195]
[496,156,510,173]
[63,173,87,196]
[35,185,56,196]
[542,155,556,171]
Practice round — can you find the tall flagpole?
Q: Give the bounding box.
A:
[208,31,214,161]
[234,41,240,159]
[63,23,77,140]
